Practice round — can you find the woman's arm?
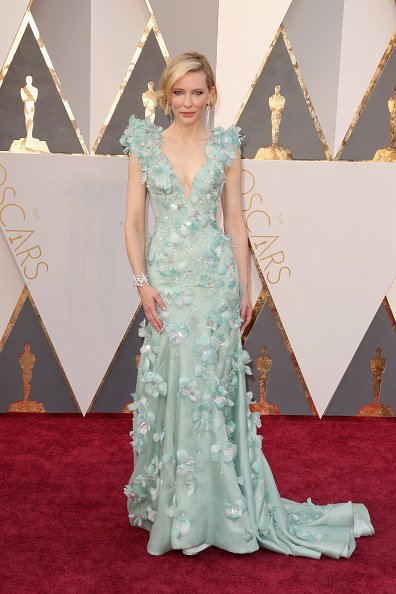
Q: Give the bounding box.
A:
[124,154,166,333]
[221,151,252,333]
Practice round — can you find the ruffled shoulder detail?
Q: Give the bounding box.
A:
[207,124,244,167]
[119,114,162,172]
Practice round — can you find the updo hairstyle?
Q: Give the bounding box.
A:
[156,51,217,115]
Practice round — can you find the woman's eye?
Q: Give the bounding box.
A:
[173,90,183,95]
[194,91,203,95]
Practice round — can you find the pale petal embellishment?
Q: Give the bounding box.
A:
[172,518,191,539]
[184,477,198,497]
[224,497,247,520]
[211,442,238,463]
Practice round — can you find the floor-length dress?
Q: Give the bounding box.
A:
[119,114,375,557]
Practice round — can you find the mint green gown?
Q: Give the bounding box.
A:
[119,114,375,558]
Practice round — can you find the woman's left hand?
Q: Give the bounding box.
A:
[239,291,253,334]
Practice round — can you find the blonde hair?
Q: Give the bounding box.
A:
[157,51,217,115]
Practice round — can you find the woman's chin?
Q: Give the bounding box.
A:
[176,112,202,124]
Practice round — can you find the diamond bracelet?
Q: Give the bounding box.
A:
[133,272,149,289]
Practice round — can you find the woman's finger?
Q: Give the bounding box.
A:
[154,293,167,311]
[148,317,161,333]
[148,304,164,333]
[144,306,158,331]
[149,303,162,326]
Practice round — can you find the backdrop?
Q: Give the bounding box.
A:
[0,0,395,417]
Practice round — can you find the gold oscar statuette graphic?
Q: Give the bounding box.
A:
[372,86,396,162]
[142,80,158,123]
[8,343,46,412]
[255,85,293,160]
[249,346,280,415]
[358,348,393,417]
[122,351,141,413]
[9,75,50,154]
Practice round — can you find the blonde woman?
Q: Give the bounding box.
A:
[120,52,374,557]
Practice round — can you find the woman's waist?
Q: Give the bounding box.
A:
[148,222,232,252]
[148,217,225,247]
[146,226,237,284]
[152,214,219,232]
[146,258,239,294]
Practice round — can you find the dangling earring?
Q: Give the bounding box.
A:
[205,103,211,128]
[169,103,174,123]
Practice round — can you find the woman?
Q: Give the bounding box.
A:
[120,52,374,557]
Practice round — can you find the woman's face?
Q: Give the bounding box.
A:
[169,70,214,126]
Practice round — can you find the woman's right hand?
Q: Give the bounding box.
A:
[138,284,167,333]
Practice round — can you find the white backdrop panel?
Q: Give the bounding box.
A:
[249,257,262,308]
[241,160,396,417]
[283,0,344,156]
[0,228,24,344]
[335,0,396,153]
[215,0,292,127]
[90,0,150,151]
[0,0,30,72]
[0,153,156,414]
[31,0,91,147]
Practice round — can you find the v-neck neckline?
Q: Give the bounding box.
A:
[159,129,214,204]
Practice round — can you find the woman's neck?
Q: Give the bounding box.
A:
[164,119,208,142]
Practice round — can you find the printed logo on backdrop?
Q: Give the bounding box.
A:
[0,163,48,280]
[242,168,291,286]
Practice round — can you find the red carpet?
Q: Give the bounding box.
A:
[0,414,394,594]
